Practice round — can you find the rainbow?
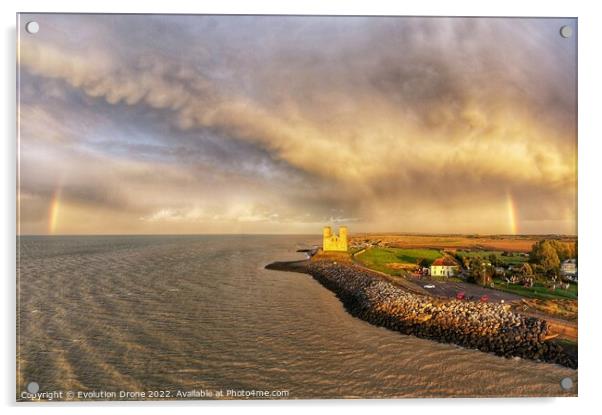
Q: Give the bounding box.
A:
[48,187,62,234]
[506,192,518,235]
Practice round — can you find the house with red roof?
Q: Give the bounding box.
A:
[430,257,460,277]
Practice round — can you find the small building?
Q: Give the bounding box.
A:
[323,226,348,252]
[561,259,577,277]
[430,257,459,277]
[494,266,506,276]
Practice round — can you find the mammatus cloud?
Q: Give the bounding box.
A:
[17,15,577,235]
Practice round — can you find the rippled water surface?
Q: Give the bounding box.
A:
[17,235,577,399]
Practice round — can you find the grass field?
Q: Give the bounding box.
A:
[492,278,577,300]
[456,250,528,265]
[355,247,442,276]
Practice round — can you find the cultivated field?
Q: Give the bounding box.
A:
[350,234,576,253]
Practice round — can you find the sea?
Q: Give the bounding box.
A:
[16,235,577,399]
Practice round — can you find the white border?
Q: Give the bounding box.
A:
[3,1,601,414]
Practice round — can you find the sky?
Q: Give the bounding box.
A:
[17,15,577,235]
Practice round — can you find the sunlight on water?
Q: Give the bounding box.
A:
[17,235,576,399]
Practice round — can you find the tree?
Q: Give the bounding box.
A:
[488,253,500,267]
[530,240,560,274]
[416,258,429,268]
[531,263,544,275]
[467,258,493,287]
[461,256,471,269]
[529,241,541,263]
[549,240,571,261]
[519,262,533,276]
[541,243,560,273]
[477,266,493,287]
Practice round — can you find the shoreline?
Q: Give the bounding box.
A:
[266,258,577,369]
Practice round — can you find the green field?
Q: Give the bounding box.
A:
[456,250,528,265]
[355,247,442,276]
[492,278,577,300]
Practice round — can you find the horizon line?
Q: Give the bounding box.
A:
[16,232,578,237]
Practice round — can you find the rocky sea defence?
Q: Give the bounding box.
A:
[267,259,576,369]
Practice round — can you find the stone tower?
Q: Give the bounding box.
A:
[323,226,348,252]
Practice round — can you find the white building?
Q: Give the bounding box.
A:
[561,259,577,279]
[494,266,506,276]
[430,258,460,277]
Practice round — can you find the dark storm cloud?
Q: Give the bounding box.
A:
[17,14,577,234]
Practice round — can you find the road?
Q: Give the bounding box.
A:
[404,277,523,302]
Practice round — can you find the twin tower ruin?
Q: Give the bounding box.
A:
[322,226,348,252]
